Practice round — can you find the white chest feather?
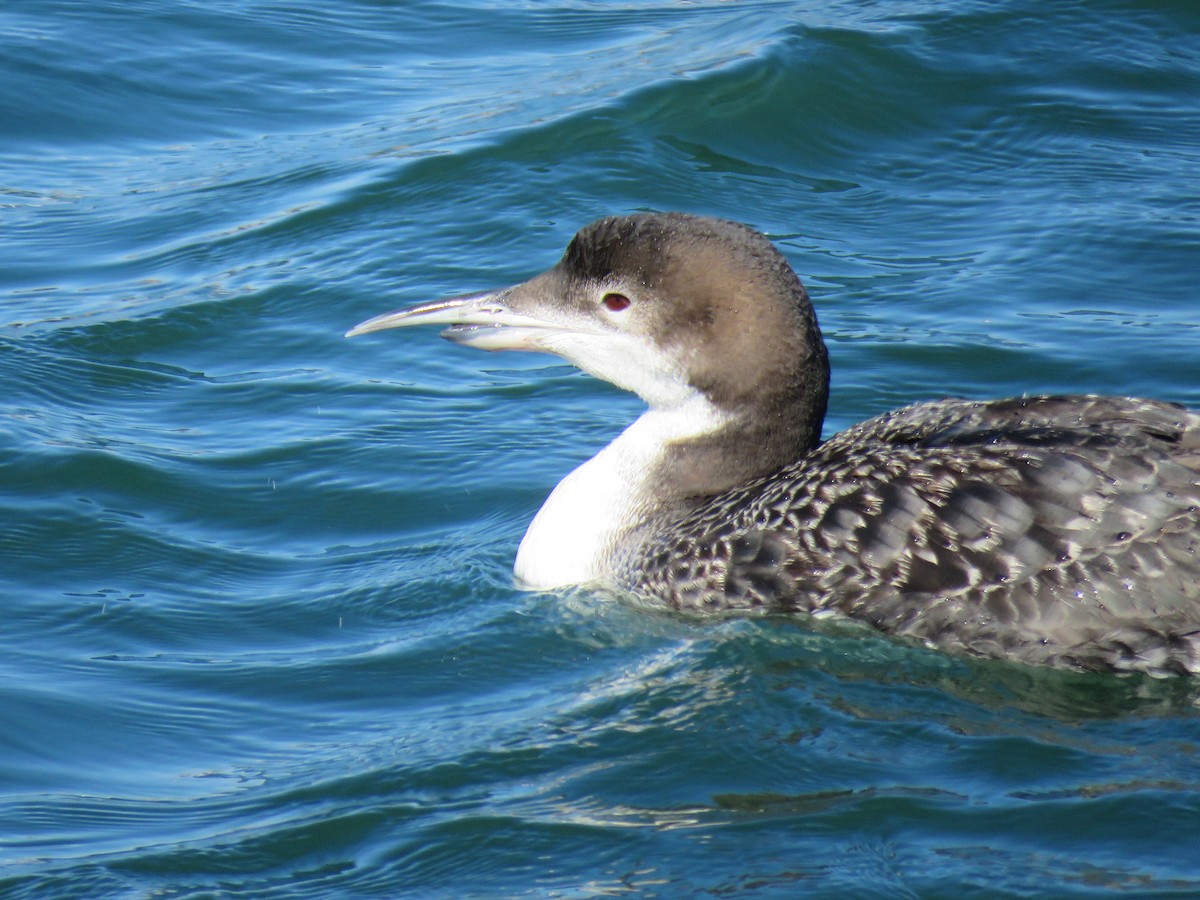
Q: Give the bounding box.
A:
[513,398,727,590]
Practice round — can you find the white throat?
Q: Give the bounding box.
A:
[513,394,728,590]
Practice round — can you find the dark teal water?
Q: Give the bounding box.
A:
[4,1,1200,896]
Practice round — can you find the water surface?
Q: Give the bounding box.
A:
[3,1,1200,896]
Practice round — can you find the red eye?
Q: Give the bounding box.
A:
[602,293,631,312]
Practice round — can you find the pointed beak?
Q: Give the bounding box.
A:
[346,289,574,352]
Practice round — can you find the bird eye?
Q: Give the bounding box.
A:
[602,293,631,312]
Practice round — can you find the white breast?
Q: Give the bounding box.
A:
[513,396,728,590]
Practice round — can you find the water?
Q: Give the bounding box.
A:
[3,0,1200,895]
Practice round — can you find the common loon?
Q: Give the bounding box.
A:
[349,212,1200,676]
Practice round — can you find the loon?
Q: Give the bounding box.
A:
[348,212,1200,676]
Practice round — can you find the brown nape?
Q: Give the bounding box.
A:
[633,215,830,498]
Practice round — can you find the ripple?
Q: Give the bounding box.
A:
[4,0,1200,896]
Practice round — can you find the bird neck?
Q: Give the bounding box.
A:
[512,386,823,590]
[513,397,725,590]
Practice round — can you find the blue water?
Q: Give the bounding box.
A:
[3,1,1200,896]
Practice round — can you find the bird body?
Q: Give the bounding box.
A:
[628,394,1200,673]
[349,213,1200,675]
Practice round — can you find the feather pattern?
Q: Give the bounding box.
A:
[626,396,1200,675]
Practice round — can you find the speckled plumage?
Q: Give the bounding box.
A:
[350,212,1200,676]
[624,395,1200,675]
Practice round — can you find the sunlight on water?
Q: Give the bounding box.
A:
[3,0,1200,896]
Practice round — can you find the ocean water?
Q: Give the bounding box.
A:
[3,0,1200,896]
